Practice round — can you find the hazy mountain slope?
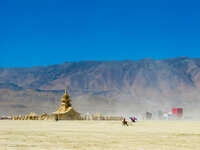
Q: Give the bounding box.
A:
[0,57,200,117]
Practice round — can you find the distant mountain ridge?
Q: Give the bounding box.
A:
[1,57,200,90]
[0,57,200,118]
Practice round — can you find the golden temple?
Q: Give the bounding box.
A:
[53,89,81,120]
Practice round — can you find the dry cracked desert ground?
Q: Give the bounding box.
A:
[0,120,200,150]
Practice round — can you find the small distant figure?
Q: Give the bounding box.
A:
[122,118,128,126]
[130,116,137,123]
[55,115,58,121]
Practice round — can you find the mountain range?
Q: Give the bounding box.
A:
[0,57,200,118]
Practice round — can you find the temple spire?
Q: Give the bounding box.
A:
[65,88,68,94]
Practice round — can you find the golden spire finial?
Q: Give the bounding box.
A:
[65,88,68,94]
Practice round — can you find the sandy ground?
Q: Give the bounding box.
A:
[0,120,200,150]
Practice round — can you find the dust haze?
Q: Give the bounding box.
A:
[1,88,199,120]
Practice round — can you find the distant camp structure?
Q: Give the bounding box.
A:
[146,112,152,120]
[39,112,49,120]
[172,108,183,119]
[0,116,11,120]
[12,112,38,120]
[28,112,38,120]
[82,112,123,121]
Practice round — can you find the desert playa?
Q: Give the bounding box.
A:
[0,120,200,150]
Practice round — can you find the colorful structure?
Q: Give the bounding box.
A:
[172,108,183,119]
[52,89,81,120]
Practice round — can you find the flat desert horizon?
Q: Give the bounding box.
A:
[0,120,200,150]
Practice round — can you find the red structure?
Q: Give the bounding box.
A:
[172,108,183,118]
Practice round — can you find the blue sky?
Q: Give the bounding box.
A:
[0,0,200,67]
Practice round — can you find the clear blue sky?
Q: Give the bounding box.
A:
[0,0,200,67]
